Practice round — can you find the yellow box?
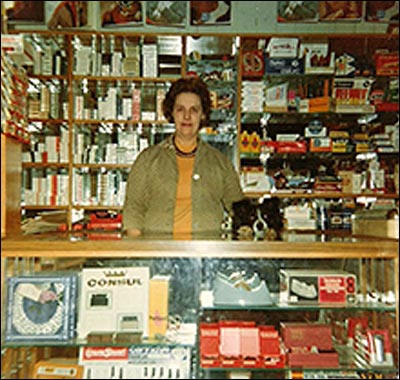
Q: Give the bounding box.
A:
[148,275,170,338]
[332,140,349,153]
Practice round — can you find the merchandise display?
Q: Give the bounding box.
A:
[279,269,357,304]
[78,345,192,379]
[5,274,77,343]
[2,30,395,240]
[281,323,339,368]
[1,10,398,379]
[32,360,83,379]
[2,238,399,379]
[212,271,273,306]
[77,266,150,341]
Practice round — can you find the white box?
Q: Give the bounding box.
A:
[79,347,129,379]
[280,269,357,304]
[77,267,150,340]
[266,38,299,58]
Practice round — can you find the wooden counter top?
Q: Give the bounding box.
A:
[2,235,398,259]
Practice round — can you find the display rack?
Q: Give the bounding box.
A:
[1,238,399,379]
[5,30,397,236]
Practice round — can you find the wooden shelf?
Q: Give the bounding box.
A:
[2,237,398,259]
[245,191,400,199]
[72,119,170,125]
[73,75,180,82]
[7,30,399,233]
[73,164,132,169]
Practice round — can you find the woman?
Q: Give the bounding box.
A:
[123,77,244,239]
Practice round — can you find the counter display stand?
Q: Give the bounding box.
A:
[1,237,398,379]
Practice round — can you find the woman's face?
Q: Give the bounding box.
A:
[172,92,204,141]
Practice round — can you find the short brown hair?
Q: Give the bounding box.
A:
[162,76,211,127]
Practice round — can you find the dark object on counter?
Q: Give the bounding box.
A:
[232,197,284,240]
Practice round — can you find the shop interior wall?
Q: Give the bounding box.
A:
[12,1,390,35]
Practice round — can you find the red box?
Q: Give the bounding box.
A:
[240,326,260,359]
[280,269,357,304]
[259,326,286,368]
[375,52,399,76]
[281,323,334,351]
[242,50,264,76]
[200,323,220,367]
[259,326,281,355]
[347,317,369,340]
[282,323,339,368]
[309,138,332,152]
[287,352,339,368]
[266,141,307,154]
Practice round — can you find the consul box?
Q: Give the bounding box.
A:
[280,269,357,304]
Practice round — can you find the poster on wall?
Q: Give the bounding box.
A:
[277,1,319,23]
[46,1,88,30]
[100,1,143,28]
[319,1,363,21]
[146,1,187,27]
[190,1,231,26]
[365,1,399,33]
[365,1,399,22]
[4,1,44,25]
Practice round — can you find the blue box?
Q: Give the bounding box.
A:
[5,274,78,343]
[265,57,304,75]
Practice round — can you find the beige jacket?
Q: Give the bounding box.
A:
[123,135,244,237]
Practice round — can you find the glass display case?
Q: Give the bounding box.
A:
[1,235,398,379]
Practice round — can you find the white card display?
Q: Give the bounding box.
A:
[77,266,150,340]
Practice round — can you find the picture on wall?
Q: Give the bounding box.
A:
[100,1,143,28]
[4,1,44,24]
[319,1,363,21]
[366,1,399,22]
[46,1,88,30]
[190,1,231,26]
[277,1,319,23]
[365,1,399,28]
[146,1,187,27]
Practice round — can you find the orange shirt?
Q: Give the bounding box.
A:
[173,155,195,239]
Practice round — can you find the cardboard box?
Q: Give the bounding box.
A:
[242,50,264,76]
[79,347,129,379]
[200,323,220,367]
[338,171,353,193]
[281,323,339,368]
[287,352,339,368]
[77,267,150,340]
[128,345,192,379]
[32,360,83,379]
[281,323,334,347]
[352,219,398,239]
[5,274,77,343]
[305,126,327,138]
[148,275,170,338]
[280,269,357,304]
[309,137,332,152]
[265,57,304,75]
[375,52,399,76]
